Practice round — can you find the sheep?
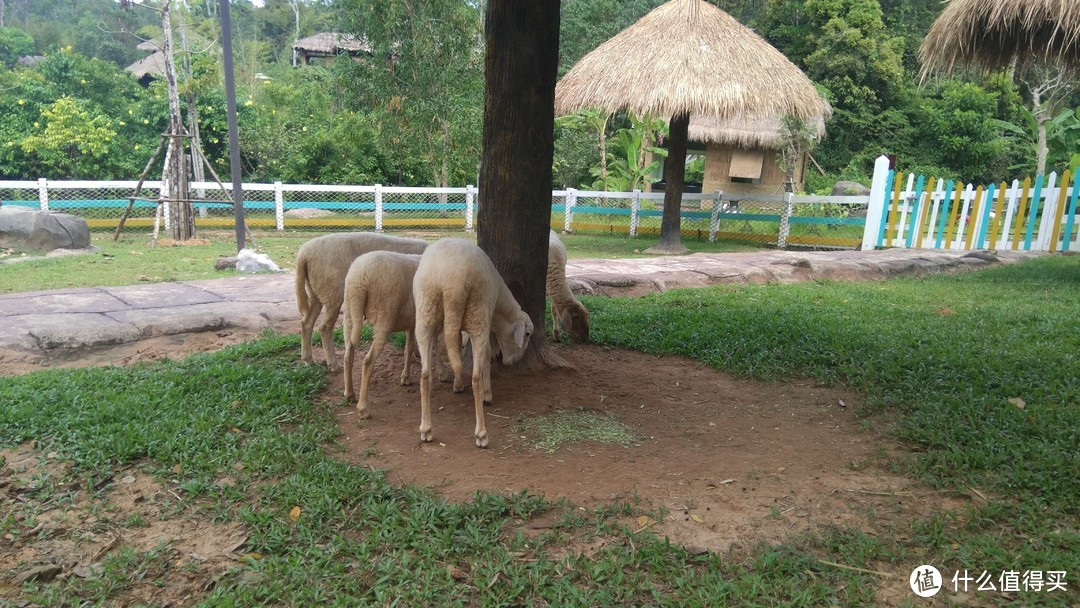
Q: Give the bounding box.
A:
[413,238,533,448]
[294,232,428,372]
[341,251,424,419]
[547,230,590,343]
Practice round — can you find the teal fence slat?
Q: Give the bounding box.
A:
[1024,174,1044,250]
[875,170,895,247]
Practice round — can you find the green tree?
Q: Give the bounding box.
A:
[0,26,34,66]
[19,96,117,178]
[336,0,483,187]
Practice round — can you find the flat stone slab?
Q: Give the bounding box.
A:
[0,247,1043,371]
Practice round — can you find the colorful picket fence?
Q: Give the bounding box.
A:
[862,156,1080,252]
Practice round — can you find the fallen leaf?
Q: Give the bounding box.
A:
[447,565,468,580]
[170,464,182,474]
[690,514,704,523]
[636,515,650,528]
[1007,397,1026,410]
[289,506,301,522]
[718,478,736,485]
[222,535,249,555]
[120,475,136,484]
[935,307,956,316]
[242,552,262,561]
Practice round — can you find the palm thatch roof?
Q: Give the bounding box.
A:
[688,114,827,149]
[554,0,829,122]
[124,52,166,80]
[291,32,370,54]
[920,0,1080,76]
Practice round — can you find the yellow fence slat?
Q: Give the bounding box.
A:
[1049,169,1071,253]
[944,186,961,247]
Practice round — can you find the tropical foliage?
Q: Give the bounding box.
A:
[0,0,1076,190]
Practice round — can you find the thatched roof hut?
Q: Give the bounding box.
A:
[124,51,167,86]
[921,0,1080,75]
[556,0,828,251]
[555,0,828,123]
[292,33,370,65]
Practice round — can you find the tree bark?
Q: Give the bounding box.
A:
[648,112,689,254]
[477,0,561,367]
[161,0,193,240]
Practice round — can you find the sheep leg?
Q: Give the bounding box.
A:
[416,323,437,443]
[550,299,562,342]
[443,322,466,394]
[468,330,490,448]
[343,315,356,400]
[319,304,342,372]
[300,297,323,364]
[400,330,415,386]
[357,329,389,419]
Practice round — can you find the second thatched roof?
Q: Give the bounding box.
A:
[555,0,829,123]
[688,114,827,149]
[292,32,371,55]
[920,0,1080,75]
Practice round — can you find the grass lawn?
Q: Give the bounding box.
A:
[1,255,1077,605]
[0,229,762,294]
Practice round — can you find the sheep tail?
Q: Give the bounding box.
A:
[295,257,311,316]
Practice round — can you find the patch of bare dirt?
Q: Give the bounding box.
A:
[0,445,250,607]
[327,342,968,556]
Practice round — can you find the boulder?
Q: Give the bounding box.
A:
[0,207,91,252]
[831,180,870,197]
[235,248,281,273]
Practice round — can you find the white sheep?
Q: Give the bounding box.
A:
[341,251,424,419]
[294,232,428,371]
[547,230,590,343]
[413,238,533,448]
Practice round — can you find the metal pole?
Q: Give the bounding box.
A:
[219,0,247,252]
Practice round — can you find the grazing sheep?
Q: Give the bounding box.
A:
[413,238,533,448]
[341,251,424,419]
[294,232,428,371]
[547,230,590,342]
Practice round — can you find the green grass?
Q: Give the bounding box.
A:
[1,334,878,606]
[2,256,1078,605]
[0,229,761,294]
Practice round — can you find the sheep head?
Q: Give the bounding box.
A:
[493,310,534,366]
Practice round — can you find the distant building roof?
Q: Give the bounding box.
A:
[292,32,370,55]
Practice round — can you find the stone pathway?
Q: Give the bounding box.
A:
[0,248,1037,372]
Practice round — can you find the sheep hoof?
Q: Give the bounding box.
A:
[453,383,465,393]
[420,429,433,443]
[400,376,412,386]
[344,389,354,399]
[356,407,370,420]
[326,364,340,373]
[483,399,492,408]
[475,434,489,448]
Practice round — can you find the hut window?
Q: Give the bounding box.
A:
[729,148,764,180]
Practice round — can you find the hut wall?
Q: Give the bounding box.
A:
[702,142,805,196]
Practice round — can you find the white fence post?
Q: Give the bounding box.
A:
[564,188,577,233]
[37,178,49,211]
[630,189,640,237]
[465,184,476,231]
[274,181,284,231]
[777,192,795,249]
[374,184,383,232]
[862,155,891,250]
[709,190,722,242]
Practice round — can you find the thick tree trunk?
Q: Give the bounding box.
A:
[648,112,689,254]
[477,0,561,368]
[161,0,193,240]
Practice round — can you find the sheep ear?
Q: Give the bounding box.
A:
[514,320,526,348]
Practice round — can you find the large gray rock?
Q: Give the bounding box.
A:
[0,207,91,252]
[831,180,870,197]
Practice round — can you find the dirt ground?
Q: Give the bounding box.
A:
[328,341,965,556]
[1,334,970,605]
